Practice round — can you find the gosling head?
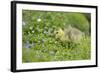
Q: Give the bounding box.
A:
[54,28,65,40]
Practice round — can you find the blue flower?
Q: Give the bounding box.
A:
[24,41,30,49]
[24,41,31,49]
[24,41,36,49]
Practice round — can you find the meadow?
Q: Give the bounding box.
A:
[22,10,91,63]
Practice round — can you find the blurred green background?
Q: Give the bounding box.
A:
[22,10,91,63]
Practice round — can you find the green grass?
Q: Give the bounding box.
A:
[22,10,91,63]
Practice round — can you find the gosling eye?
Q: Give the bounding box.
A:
[56,31,58,34]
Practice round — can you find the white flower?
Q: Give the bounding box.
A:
[55,41,57,44]
[44,30,48,34]
[32,30,34,33]
[49,51,55,55]
[29,26,33,30]
[37,18,41,22]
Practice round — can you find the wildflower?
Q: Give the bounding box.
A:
[54,41,57,44]
[29,26,33,30]
[24,41,31,49]
[32,30,34,33]
[37,18,41,22]
[41,39,45,43]
[49,51,55,55]
[38,40,41,43]
[43,30,48,34]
